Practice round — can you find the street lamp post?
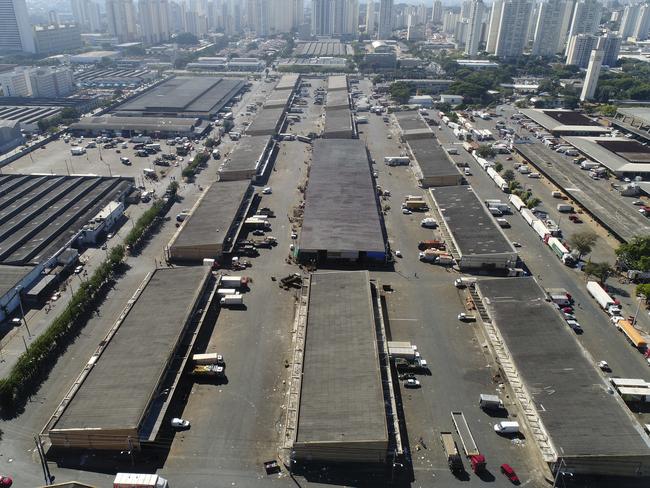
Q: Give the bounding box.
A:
[15,286,31,338]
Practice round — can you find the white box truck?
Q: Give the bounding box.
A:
[586,281,620,315]
[113,473,168,488]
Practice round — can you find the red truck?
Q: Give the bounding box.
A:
[418,240,446,251]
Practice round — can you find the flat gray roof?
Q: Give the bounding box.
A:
[52,267,209,432]
[478,278,650,458]
[0,264,35,299]
[326,90,349,109]
[300,140,385,255]
[395,110,431,134]
[430,186,516,256]
[117,77,244,117]
[323,108,352,136]
[220,135,271,174]
[246,106,285,136]
[617,108,650,124]
[564,136,650,174]
[296,271,387,444]
[327,75,348,91]
[70,116,198,133]
[295,41,352,57]
[274,74,299,90]
[407,138,459,178]
[170,180,251,251]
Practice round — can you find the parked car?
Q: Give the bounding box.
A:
[252,229,265,236]
[74,265,84,274]
[0,475,12,487]
[402,208,412,215]
[404,378,421,388]
[598,360,611,372]
[500,464,520,484]
[171,418,190,429]
[262,187,272,194]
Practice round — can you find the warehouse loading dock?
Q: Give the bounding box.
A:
[292,271,390,464]
[47,267,211,451]
[477,277,650,477]
[168,180,253,262]
[298,139,386,263]
[429,186,517,270]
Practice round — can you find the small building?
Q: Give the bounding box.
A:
[440,94,464,106]
[0,265,41,322]
[408,95,434,107]
[0,119,24,154]
[518,109,610,136]
[78,201,125,245]
[69,116,205,138]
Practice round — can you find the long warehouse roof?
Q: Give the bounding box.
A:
[299,139,384,254]
[478,277,650,459]
[296,270,387,444]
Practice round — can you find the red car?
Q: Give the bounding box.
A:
[0,476,12,487]
[500,464,520,484]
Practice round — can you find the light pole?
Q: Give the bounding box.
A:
[633,294,646,326]
[15,286,31,338]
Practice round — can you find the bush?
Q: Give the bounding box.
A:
[182,152,210,179]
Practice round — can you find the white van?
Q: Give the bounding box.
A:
[494,421,520,435]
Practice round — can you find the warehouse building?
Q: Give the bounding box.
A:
[327,74,348,92]
[292,271,390,464]
[298,140,385,263]
[74,68,155,89]
[563,136,650,179]
[69,116,207,138]
[115,76,245,119]
[295,41,352,57]
[246,106,286,136]
[168,180,253,262]
[47,267,211,451]
[518,109,610,136]
[218,135,274,181]
[0,120,24,153]
[477,278,650,477]
[429,186,518,270]
[274,74,300,91]
[407,138,463,187]
[395,110,433,140]
[613,108,650,144]
[326,90,349,110]
[322,108,354,139]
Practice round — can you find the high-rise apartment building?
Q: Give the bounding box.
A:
[33,24,82,54]
[312,0,333,35]
[494,0,533,59]
[366,0,375,34]
[29,67,75,97]
[620,2,650,40]
[580,48,603,101]
[565,33,597,67]
[139,0,171,44]
[532,0,567,56]
[465,0,485,56]
[0,68,31,96]
[567,0,601,39]
[0,0,36,53]
[332,0,359,35]
[106,0,137,42]
[486,0,504,53]
[432,0,443,23]
[378,0,393,39]
[71,0,101,32]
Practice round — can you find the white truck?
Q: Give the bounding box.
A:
[421,217,437,228]
[586,281,621,315]
[220,275,249,288]
[557,203,574,213]
[220,294,243,306]
[113,473,168,488]
[70,146,86,155]
[454,277,477,288]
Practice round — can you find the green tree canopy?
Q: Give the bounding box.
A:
[569,231,598,260]
[616,236,650,271]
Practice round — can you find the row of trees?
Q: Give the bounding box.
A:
[181,151,210,179]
